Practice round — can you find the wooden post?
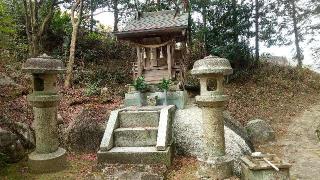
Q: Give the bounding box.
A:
[137,47,142,77]
[167,44,172,79]
[150,48,156,67]
[171,44,175,67]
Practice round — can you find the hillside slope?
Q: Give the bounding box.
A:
[226,62,320,135]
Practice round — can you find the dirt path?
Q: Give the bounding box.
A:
[277,103,320,179]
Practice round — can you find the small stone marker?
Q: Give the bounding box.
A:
[240,153,291,180]
[191,55,233,179]
[22,54,67,173]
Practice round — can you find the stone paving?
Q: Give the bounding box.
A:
[277,103,320,180]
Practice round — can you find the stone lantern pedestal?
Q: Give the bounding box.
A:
[191,55,233,179]
[22,54,66,173]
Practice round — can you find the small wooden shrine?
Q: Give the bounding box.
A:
[114,10,189,84]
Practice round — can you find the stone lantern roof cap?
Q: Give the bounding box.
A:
[191,55,233,76]
[22,54,65,74]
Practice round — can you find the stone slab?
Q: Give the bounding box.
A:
[119,111,159,128]
[241,162,290,180]
[28,147,66,173]
[97,146,172,166]
[156,105,175,151]
[124,91,188,109]
[114,127,158,147]
[124,92,143,107]
[100,110,121,151]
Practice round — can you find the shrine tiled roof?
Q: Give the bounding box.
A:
[120,10,189,32]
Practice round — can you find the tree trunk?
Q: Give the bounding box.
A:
[23,0,56,57]
[64,0,84,88]
[202,7,207,51]
[31,35,40,57]
[64,25,79,88]
[290,0,303,68]
[113,0,119,32]
[231,0,238,44]
[90,0,94,32]
[255,0,260,63]
[157,0,160,10]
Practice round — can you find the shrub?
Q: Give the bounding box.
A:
[133,76,147,92]
[84,80,101,96]
[158,78,172,91]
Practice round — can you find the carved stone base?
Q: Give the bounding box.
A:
[28,147,66,173]
[197,155,233,179]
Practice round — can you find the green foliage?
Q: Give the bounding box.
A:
[0,2,15,34]
[0,1,16,49]
[84,80,101,96]
[133,76,147,92]
[43,10,71,58]
[50,10,72,35]
[0,0,27,61]
[76,31,134,63]
[158,78,172,91]
[205,0,253,68]
[192,0,254,68]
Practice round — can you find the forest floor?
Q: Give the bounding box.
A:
[2,62,320,179]
[2,101,320,179]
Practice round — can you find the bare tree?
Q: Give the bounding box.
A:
[113,0,119,32]
[290,0,303,68]
[275,0,317,68]
[64,0,84,88]
[254,0,260,62]
[23,0,58,57]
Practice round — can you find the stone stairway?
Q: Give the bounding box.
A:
[98,106,175,166]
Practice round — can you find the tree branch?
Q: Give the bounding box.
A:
[76,0,84,26]
[23,0,31,39]
[82,9,109,18]
[71,0,81,25]
[38,0,58,37]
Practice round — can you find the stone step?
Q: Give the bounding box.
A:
[114,127,158,147]
[118,111,160,128]
[97,146,172,166]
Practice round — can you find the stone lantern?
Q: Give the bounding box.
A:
[22,54,66,173]
[191,55,233,179]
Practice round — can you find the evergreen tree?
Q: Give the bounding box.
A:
[275,0,318,68]
[190,0,211,49]
[253,0,277,63]
[205,0,253,68]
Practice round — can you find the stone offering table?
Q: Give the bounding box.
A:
[191,55,233,179]
[240,154,291,180]
[22,54,66,173]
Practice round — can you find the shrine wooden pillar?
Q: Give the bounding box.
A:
[167,44,172,79]
[172,43,175,68]
[150,48,157,67]
[136,47,143,77]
